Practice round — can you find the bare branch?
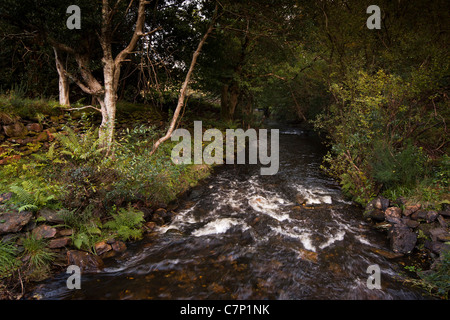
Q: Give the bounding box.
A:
[137,26,162,37]
[65,105,102,112]
[47,37,76,55]
[149,5,219,156]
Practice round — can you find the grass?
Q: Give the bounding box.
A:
[0,240,21,279]
[0,94,62,121]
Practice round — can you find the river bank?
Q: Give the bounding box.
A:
[363,196,450,298]
[0,100,218,299]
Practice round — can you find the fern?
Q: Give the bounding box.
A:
[103,205,145,241]
[31,142,64,164]
[9,180,58,212]
[55,126,105,162]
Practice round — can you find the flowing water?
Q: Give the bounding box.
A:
[32,127,430,299]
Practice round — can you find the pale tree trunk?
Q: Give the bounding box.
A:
[96,0,156,154]
[99,60,117,150]
[48,0,155,155]
[53,48,70,106]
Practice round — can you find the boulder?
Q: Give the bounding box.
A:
[403,204,421,217]
[429,228,450,242]
[32,225,57,240]
[3,122,28,138]
[151,212,165,226]
[425,211,439,223]
[39,208,66,224]
[437,215,448,228]
[0,211,33,235]
[438,209,450,217]
[366,209,385,222]
[402,218,420,229]
[424,241,450,256]
[58,228,73,236]
[48,237,71,249]
[411,210,428,221]
[35,131,48,142]
[94,241,112,256]
[144,221,157,233]
[67,250,104,273]
[384,207,402,223]
[26,123,43,132]
[0,112,15,125]
[44,129,56,142]
[372,196,390,211]
[388,224,417,254]
[111,240,127,253]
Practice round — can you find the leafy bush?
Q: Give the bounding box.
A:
[314,68,448,206]
[370,140,427,189]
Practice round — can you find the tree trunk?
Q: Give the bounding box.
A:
[228,84,239,120]
[53,48,70,106]
[221,84,229,119]
[220,83,239,120]
[99,60,117,152]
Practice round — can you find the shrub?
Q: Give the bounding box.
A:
[370,140,427,189]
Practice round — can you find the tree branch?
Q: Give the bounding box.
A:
[65,105,102,112]
[149,5,218,156]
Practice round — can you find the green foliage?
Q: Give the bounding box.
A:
[404,250,450,299]
[0,240,21,279]
[103,205,145,241]
[55,126,105,163]
[8,179,60,212]
[420,250,450,299]
[432,154,450,188]
[62,206,102,252]
[110,124,210,205]
[0,94,62,120]
[370,141,427,189]
[314,66,448,206]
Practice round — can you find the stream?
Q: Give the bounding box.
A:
[32,127,430,300]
